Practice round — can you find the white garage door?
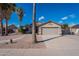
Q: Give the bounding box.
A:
[42,27,60,35]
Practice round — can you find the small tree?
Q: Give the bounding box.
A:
[61,24,69,29]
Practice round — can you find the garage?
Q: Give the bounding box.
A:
[38,21,61,35]
[42,27,60,35]
[71,24,79,35]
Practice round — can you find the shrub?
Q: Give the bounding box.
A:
[18,28,25,34]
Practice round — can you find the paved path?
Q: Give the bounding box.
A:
[0,35,79,55]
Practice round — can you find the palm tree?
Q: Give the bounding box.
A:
[0,3,16,36]
[4,9,12,35]
[32,3,37,43]
[3,4,16,36]
[0,4,5,36]
[16,8,24,29]
[0,17,3,36]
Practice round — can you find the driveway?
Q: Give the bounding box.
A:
[43,35,79,49]
[0,35,79,55]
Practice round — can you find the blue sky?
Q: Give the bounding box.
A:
[2,3,79,26]
[3,3,33,27]
[36,3,79,26]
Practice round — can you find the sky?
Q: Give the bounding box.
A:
[2,3,79,27]
[36,3,79,26]
[3,3,33,27]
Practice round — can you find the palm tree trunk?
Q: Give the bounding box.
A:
[32,3,37,43]
[5,19,8,36]
[19,20,21,29]
[0,20,4,36]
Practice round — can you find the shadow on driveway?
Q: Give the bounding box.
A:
[37,35,63,43]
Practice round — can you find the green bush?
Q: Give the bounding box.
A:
[18,28,25,34]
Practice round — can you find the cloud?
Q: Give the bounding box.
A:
[61,14,76,21]
[61,16,68,20]
[38,16,45,21]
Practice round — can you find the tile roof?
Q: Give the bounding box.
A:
[38,20,61,27]
[71,24,79,28]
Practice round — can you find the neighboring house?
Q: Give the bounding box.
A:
[38,21,62,35]
[8,24,17,29]
[71,24,79,34]
[23,24,32,34]
[8,24,18,33]
[0,24,18,34]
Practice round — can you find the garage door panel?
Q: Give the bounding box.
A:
[42,27,60,35]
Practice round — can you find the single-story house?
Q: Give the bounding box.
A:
[23,24,32,34]
[8,24,18,33]
[8,24,17,29]
[0,24,18,34]
[71,24,79,35]
[37,21,62,35]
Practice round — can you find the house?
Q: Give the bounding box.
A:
[38,21,62,35]
[0,24,18,34]
[24,24,32,34]
[8,24,18,33]
[19,24,32,34]
[71,24,79,34]
[8,24,17,29]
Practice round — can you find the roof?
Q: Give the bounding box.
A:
[36,22,42,26]
[8,24,17,29]
[71,24,79,28]
[38,20,61,27]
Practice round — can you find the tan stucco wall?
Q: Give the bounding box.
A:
[38,22,61,35]
[71,28,79,35]
[71,28,76,33]
[41,22,60,27]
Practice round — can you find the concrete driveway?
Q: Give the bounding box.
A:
[0,35,79,55]
[42,35,79,49]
